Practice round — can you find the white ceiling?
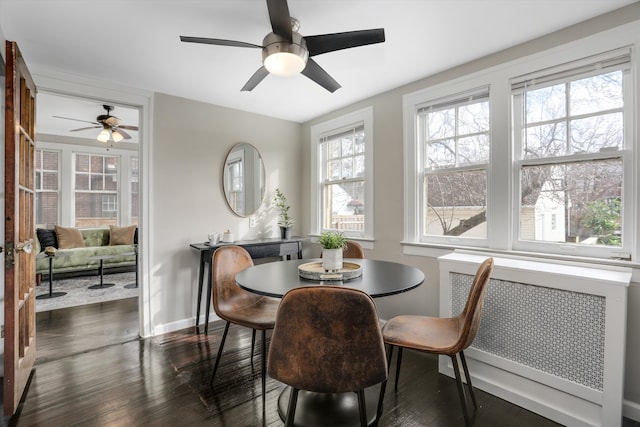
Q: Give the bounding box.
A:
[1,0,636,134]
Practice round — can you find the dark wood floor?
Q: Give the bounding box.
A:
[3,298,637,426]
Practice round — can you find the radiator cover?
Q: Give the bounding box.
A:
[439,252,630,427]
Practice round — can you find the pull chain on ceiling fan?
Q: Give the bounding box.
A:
[53,104,139,143]
[180,0,385,92]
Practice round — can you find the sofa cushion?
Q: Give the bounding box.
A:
[36,228,58,251]
[109,225,137,245]
[55,226,85,249]
[82,229,109,247]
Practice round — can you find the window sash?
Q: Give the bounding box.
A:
[417,88,490,244]
[512,52,633,258]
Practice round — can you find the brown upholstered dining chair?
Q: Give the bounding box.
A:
[344,240,366,258]
[209,245,280,412]
[268,286,388,427]
[381,257,494,426]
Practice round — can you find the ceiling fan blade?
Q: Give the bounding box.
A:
[53,115,99,125]
[301,58,341,93]
[115,128,132,139]
[69,126,101,132]
[241,66,270,91]
[266,0,292,42]
[118,125,139,131]
[304,28,385,57]
[180,36,262,49]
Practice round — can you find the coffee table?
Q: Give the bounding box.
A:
[36,251,72,299]
[87,254,116,289]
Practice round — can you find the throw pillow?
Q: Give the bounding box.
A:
[36,228,58,251]
[109,225,137,245]
[55,225,85,249]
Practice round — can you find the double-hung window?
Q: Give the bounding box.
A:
[35,149,60,228]
[74,153,120,227]
[310,107,373,240]
[417,88,490,244]
[512,48,633,259]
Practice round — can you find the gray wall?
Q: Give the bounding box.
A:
[300,3,640,411]
[149,92,302,330]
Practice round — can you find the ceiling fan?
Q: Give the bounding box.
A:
[180,0,385,92]
[53,104,139,143]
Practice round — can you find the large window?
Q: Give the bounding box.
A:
[74,153,119,227]
[311,107,374,240]
[512,50,632,258]
[418,89,490,242]
[35,149,60,228]
[404,44,636,261]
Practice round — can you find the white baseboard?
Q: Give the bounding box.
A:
[152,313,221,336]
[624,399,640,422]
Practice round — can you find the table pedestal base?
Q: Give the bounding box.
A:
[36,291,67,299]
[88,283,115,290]
[277,385,380,427]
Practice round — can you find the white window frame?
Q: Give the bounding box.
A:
[310,107,374,243]
[403,23,639,263]
[36,140,137,227]
[404,78,496,250]
[415,87,491,247]
[511,48,634,259]
[35,148,61,227]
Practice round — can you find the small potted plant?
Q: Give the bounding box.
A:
[273,188,294,239]
[318,231,347,272]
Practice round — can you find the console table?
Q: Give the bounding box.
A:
[189,237,304,334]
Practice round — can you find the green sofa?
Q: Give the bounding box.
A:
[36,228,136,277]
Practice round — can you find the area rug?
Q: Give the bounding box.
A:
[35,271,138,313]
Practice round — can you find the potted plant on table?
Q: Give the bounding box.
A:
[274,188,294,239]
[318,231,347,272]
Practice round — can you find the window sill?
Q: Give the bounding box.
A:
[402,241,640,281]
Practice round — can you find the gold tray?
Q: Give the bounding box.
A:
[298,261,362,281]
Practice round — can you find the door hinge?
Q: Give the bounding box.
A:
[1,325,5,338]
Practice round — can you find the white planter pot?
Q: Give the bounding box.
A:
[322,248,343,272]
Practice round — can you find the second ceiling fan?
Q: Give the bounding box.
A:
[180,0,385,93]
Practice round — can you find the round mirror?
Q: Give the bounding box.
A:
[223,143,266,217]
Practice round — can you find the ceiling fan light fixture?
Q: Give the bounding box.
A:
[262,32,308,77]
[97,128,110,142]
[111,130,124,143]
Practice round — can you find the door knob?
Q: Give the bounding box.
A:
[15,241,33,254]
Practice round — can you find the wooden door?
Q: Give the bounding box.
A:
[4,40,37,417]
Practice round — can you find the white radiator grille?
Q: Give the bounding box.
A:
[451,272,606,391]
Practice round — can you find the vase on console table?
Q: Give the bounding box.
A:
[280,226,291,240]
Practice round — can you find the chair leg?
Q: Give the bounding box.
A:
[357,389,368,427]
[459,350,478,410]
[285,388,299,427]
[210,321,230,386]
[450,354,473,426]
[375,379,389,425]
[251,329,256,362]
[394,347,403,391]
[261,329,267,412]
[376,345,394,422]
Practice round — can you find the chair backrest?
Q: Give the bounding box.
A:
[268,286,387,393]
[455,257,494,353]
[343,240,365,259]
[211,245,259,317]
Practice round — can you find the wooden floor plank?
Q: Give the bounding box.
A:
[4,298,635,426]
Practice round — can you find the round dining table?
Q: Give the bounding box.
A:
[236,257,425,298]
[235,258,425,427]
